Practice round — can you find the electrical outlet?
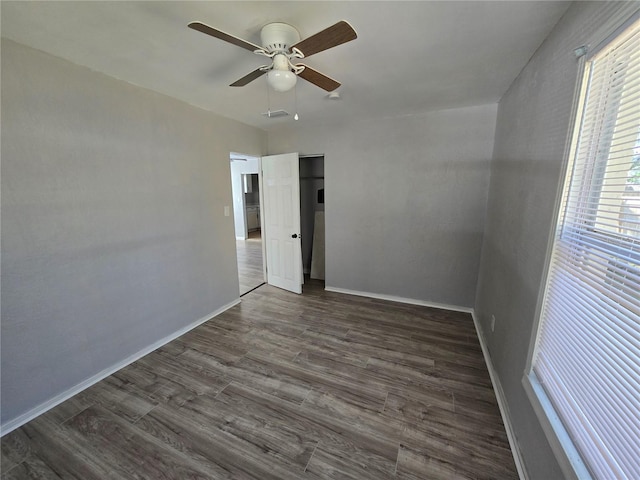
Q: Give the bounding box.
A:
[491,315,496,332]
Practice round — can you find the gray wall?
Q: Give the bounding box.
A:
[474,2,640,478]
[1,40,266,427]
[268,104,497,308]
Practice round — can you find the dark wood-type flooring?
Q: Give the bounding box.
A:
[236,230,264,295]
[1,280,518,479]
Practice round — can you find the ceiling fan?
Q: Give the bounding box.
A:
[188,20,357,93]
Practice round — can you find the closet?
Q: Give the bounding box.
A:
[299,155,324,279]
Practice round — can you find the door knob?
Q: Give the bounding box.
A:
[291,234,298,238]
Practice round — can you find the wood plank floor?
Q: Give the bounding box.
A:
[236,230,264,295]
[1,280,518,479]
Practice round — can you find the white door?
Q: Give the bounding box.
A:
[261,153,302,294]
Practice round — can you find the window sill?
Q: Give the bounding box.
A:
[522,372,593,480]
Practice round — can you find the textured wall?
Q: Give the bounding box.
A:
[474,2,640,478]
[268,104,497,308]
[1,39,266,427]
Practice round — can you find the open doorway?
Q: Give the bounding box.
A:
[258,152,325,295]
[229,153,265,295]
[300,155,325,286]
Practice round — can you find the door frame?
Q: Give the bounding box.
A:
[229,152,266,292]
[258,156,268,283]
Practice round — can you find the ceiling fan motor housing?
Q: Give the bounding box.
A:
[272,53,290,71]
[260,23,300,53]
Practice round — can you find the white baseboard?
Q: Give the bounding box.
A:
[324,286,473,314]
[471,312,529,480]
[0,298,241,436]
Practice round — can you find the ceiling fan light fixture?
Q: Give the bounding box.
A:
[267,69,297,92]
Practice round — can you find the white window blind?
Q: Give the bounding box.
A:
[532,17,640,480]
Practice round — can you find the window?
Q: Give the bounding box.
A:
[528,17,640,480]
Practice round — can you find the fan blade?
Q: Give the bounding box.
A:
[298,65,341,92]
[188,21,262,52]
[291,21,357,57]
[230,67,268,87]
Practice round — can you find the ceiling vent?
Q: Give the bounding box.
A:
[261,109,289,118]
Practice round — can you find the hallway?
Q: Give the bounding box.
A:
[236,229,264,295]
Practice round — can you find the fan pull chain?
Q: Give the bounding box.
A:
[266,75,271,117]
[294,83,299,121]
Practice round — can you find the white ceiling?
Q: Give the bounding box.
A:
[1,1,570,131]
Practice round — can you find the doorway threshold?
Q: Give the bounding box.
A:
[240,282,266,297]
